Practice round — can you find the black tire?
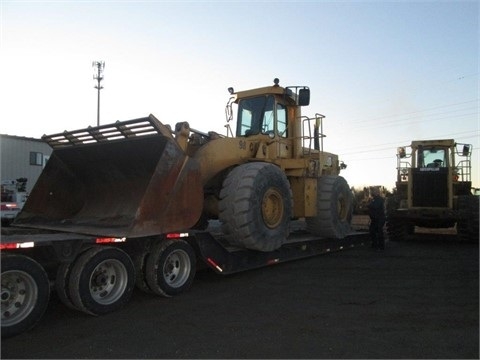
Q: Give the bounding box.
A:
[68,246,135,316]
[1,254,50,338]
[219,162,293,251]
[386,196,407,241]
[305,176,353,239]
[457,195,479,242]
[55,247,93,311]
[133,247,153,294]
[145,240,196,297]
[386,217,409,242]
[55,262,82,311]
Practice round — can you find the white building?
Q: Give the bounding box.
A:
[1,134,52,193]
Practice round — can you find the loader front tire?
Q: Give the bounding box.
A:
[219,162,293,252]
[457,195,479,243]
[306,176,353,239]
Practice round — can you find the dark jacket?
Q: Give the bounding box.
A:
[368,195,386,222]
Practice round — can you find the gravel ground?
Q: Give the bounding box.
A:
[2,223,478,359]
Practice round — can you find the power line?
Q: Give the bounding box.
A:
[339,130,479,156]
[344,99,478,126]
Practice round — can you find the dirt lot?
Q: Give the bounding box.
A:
[2,219,478,359]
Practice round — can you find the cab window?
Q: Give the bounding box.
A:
[418,147,447,168]
[237,95,275,137]
[277,103,287,137]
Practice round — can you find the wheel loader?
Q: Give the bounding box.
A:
[14,78,353,252]
[3,79,363,338]
[386,139,479,242]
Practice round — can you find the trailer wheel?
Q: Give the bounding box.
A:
[1,254,50,338]
[55,262,81,311]
[306,176,353,239]
[133,247,153,293]
[145,240,196,297]
[68,246,135,316]
[55,247,93,311]
[219,162,293,251]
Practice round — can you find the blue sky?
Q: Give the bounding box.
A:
[1,0,478,190]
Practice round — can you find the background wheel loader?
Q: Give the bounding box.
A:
[387,139,479,242]
[14,78,353,252]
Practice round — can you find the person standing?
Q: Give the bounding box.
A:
[368,187,386,250]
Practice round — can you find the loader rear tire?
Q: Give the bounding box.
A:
[305,176,353,239]
[219,162,293,251]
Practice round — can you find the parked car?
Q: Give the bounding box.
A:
[1,179,27,226]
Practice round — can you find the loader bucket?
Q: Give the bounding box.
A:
[14,117,203,238]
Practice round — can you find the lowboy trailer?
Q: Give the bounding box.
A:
[1,223,368,338]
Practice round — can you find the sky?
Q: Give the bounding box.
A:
[0,0,478,190]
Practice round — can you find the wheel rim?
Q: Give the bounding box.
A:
[262,188,284,229]
[1,270,38,326]
[163,249,191,288]
[88,259,128,305]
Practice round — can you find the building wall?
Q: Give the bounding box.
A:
[1,134,52,193]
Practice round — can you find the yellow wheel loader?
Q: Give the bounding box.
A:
[387,139,479,242]
[15,78,353,251]
[2,79,363,338]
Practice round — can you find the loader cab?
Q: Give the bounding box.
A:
[236,95,287,138]
[226,79,310,140]
[397,139,473,209]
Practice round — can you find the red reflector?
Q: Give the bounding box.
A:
[0,243,19,250]
[96,238,114,243]
[0,242,34,250]
[95,237,126,244]
[266,258,280,265]
[166,232,189,239]
[206,257,223,272]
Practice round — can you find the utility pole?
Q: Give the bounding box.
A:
[92,61,105,126]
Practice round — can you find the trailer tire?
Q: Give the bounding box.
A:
[306,176,353,239]
[145,240,196,297]
[219,162,292,251]
[68,246,135,316]
[55,262,82,311]
[1,254,50,338]
[55,247,93,311]
[133,247,153,293]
